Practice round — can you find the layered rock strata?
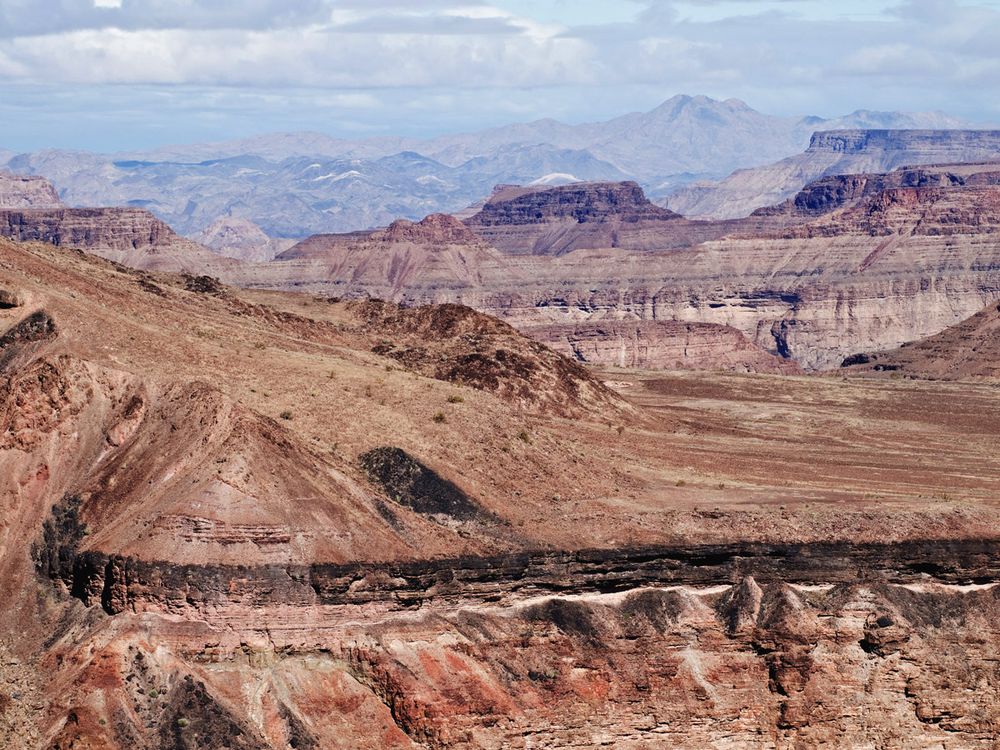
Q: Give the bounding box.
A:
[0,207,233,273]
[531,319,801,373]
[248,173,1000,370]
[8,238,1000,747]
[668,129,1000,219]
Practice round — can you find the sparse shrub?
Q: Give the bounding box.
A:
[365,385,373,398]
[675,479,686,487]
[517,430,530,443]
[147,688,158,698]
[177,718,189,728]
[432,412,447,424]
[616,425,625,436]
[279,410,293,420]
[447,394,464,404]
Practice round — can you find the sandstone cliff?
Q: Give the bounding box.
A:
[843,298,1000,379]
[530,319,801,374]
[0,206,234,273]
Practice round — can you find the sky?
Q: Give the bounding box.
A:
[1,0,1000,152]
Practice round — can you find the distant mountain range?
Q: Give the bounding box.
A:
[1,94,976,238]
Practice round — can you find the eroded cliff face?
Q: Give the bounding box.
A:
[25,554,1000,749]
[529,319,801,374]
[0,207,234,273]
[843,299,1000,378]
[0,171,63,209]
[243,173,1000,370]
[667,129,1000,219]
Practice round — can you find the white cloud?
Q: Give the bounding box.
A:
[2,0,1000,151]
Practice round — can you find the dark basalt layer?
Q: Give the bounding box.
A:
[359,446,483,521]
[33,500,1000,614]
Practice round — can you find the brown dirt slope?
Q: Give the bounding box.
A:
[350,299,624,415]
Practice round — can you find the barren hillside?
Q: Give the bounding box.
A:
[5,238,1000,747]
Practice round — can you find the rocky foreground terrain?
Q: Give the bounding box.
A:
[5,238,1000,747]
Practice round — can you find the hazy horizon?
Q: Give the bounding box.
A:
[2,0,1000,152]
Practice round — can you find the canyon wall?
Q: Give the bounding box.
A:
[668,129,1000,219]
[252,175,1000,370]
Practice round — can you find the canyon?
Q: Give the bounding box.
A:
[5,123,1000,748]
[5,239,1000,748]
[8,154,1000,374]
[222,162,1000,371]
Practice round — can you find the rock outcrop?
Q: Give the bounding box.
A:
[0,171,63,209]
[189,215,295,262]
[530,319,801,373]
[668,129,1000,219]
[462,181,733,255]
[351,299,625,417]
[0,206,233,273]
